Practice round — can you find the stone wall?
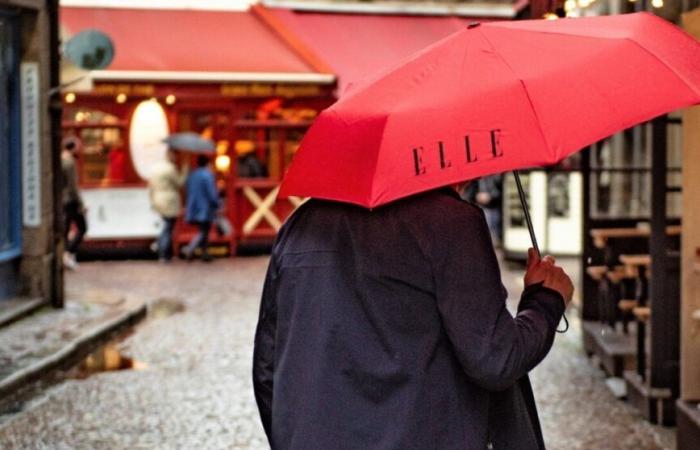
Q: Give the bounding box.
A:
[1,0,61,304]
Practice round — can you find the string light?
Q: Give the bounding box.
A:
[65,92,76,104]
[651,0,663,7]
[116,93,127,104]
[543,12,559,20]
[165,94,176,105]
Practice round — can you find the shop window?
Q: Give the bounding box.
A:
[0,13,21,261]
[63,107,128,185]
[235,99,317,180]
[589,117,682,220]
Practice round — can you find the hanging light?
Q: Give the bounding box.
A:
[215,155,231,173]
[564,0,577,11]
[165,94,176,105]
[65,92,76,104]
[116,93,127,104]
[651,0,663,7]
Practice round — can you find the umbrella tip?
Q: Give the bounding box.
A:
[467,22,481,29]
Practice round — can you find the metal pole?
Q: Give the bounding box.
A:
[513,170,540,259]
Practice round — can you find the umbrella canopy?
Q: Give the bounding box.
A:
[279,13,700,208]
[163,132,216,153]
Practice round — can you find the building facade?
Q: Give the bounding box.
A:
[0,0,61,305]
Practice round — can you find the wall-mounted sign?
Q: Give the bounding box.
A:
[21,62,41,227]
[64,29,115,71]
[220,83,323,98]
[94,83,155,96]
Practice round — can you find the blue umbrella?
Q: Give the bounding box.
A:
[163,132,215,153]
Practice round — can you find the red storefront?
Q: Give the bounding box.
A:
[60,6,335,254]
[60,4,523,255]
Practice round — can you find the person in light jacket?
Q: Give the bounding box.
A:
[253,186,573,450]
[183,155,220,262]
[149,148,187,262]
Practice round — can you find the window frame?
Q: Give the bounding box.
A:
[0,10,22,262]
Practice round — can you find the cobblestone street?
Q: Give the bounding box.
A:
[0,256,675,449]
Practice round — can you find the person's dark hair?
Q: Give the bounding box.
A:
[196,154,210,167]
[64,141,76,151]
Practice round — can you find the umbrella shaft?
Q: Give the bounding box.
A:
[513,170,541,259]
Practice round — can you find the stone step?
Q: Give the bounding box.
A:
[0,298,46,328]
[0,294,146,409]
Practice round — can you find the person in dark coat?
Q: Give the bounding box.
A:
[183,155,220,262]
[253,187,573,450]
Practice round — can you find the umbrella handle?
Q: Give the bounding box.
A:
[513,170,540,259]
[513,170,569,333]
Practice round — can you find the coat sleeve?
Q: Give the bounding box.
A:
[252,256,278,442]
[431,205,564,392]
[205,172,221,210]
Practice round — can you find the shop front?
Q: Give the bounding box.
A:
[60,6,336,254]
[502,160,583,259]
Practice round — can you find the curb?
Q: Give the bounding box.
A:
[0,298,47,329]
[0,302,148,401]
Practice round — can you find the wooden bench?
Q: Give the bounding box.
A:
[618,299,638,312]
[619,254,652,278]
[590,225,681,249]
[586,265,608,281]
[633,306,651,322]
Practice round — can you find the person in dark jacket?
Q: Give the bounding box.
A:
[61,139,87,270]
[253,187,573,450]
[183,155,220,262]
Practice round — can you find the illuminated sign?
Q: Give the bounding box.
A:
[220,83,322,98]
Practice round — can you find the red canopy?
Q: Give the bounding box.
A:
[261,7,495,93]
[61,7,331,82]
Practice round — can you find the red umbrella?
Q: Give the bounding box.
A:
[280,13,700,214]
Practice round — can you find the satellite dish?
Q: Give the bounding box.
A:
[64,29,115,71]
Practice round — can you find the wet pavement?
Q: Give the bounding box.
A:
[0,256,675,449]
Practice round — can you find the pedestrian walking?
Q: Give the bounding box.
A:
[183,155,219,262]
[148,148,187,262]
[61,139,87,270]
[462,175,503,246]
[253,185,573,449]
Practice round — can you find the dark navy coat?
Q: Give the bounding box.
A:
[253,188,565,450]
[184,167,219,223]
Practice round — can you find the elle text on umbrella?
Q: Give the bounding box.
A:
[412,129,504,176]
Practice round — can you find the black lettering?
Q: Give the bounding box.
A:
[490,129,503,158]
[413,147,426,175]
[438,141,451,169]
[465,135,477,163]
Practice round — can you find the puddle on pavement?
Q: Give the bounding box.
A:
[70,343,147,379]
[65,298,184,380]
[149,297,186,319]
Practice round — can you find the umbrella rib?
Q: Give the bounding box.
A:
[623,37,700,99]
[477,29,554,162]
[366,114,391,207]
